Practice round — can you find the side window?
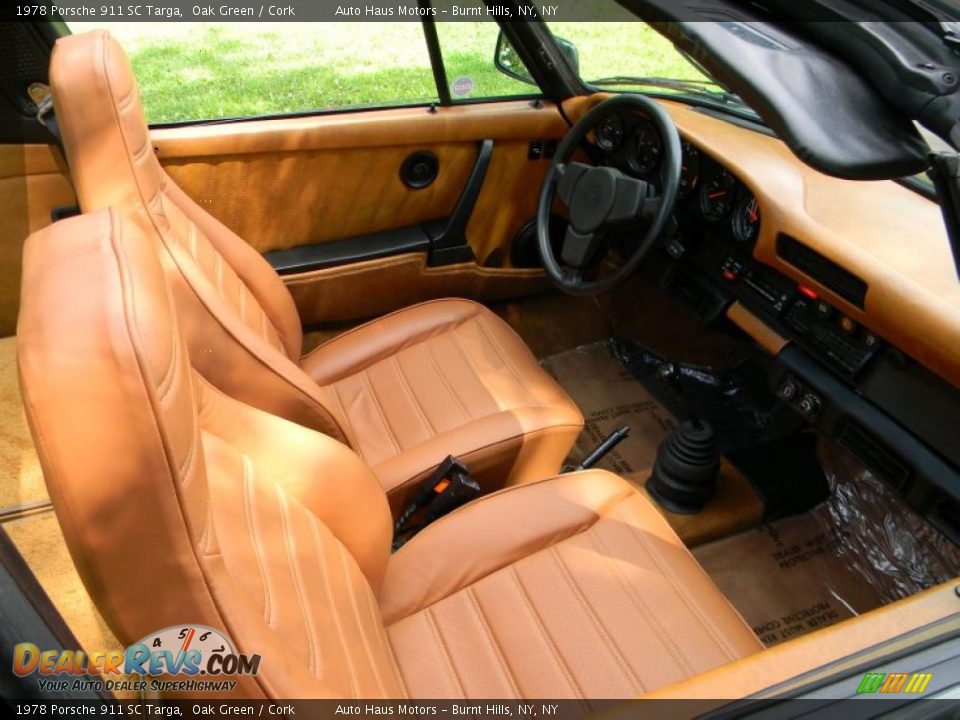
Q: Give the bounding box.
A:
[432,2,540,102]
[66,22,440,124]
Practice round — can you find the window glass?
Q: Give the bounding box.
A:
[67,22,439,124]
[432,1,539,101]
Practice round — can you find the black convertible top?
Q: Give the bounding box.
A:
[626,0,960,179]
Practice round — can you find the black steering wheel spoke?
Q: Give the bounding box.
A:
[537,94,682,296]
[608,175,651,224]
[560,226,603,269]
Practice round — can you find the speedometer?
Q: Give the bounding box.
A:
[698,165,738,222]
[596,114,625,151]
[629,120,662,175]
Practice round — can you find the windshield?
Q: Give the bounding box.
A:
[546,19,754,115]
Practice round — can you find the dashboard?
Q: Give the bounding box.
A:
[593,110,885,404]
[577,98,960,542]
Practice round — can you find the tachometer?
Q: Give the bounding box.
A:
[678,141,701,199]
[698,165,738,222]
[629,119,662,175]
[596,114,625,151]
[732,193,761,244]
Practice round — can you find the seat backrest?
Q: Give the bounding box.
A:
[17,208,404,698]
[49,30,351,444]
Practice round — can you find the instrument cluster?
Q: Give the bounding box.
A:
[594,112,761,247]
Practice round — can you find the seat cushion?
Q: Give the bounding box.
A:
[302,299,584,505]
[380,470,763,699]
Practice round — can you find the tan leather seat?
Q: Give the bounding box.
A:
[47,30,583,504]
[18,209,762,699]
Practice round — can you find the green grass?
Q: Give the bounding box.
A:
[69,18,705,124]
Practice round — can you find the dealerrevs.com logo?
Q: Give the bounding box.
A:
[12,625,261,694]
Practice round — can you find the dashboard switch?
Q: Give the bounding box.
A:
[798,392,822,418]
[777,377,799,401]
[839,315,857,334]
[666,239,687,259]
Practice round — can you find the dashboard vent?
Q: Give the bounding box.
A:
[837,417,912,491]
[776,234,868,309]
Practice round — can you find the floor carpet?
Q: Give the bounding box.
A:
[0,336,47,509]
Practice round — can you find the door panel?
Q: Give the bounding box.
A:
[163,142,478,253]
[0,145,75,337]
[151,100,569,322]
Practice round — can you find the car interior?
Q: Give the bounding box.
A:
[3,9,960,704]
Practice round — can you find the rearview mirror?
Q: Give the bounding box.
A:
[495,31,579,85]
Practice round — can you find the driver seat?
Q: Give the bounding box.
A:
[48,30,584,504]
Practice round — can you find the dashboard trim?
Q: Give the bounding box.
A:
[726,301,788,356]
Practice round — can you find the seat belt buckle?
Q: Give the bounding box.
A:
[393,455,480,548]
[412,454,469,507]
[423,464,481,522]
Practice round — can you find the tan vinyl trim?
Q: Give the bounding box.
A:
[726,301,789,356]
[150,100,569,158]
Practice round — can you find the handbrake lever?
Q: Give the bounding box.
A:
[564,425,630,473]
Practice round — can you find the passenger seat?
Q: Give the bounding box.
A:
[17,209,763,698]
[47,30,583,506]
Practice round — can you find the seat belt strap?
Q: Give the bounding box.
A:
[30,83,79,222]
[30,83,67,165]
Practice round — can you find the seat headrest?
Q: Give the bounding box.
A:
[50,30,161,218]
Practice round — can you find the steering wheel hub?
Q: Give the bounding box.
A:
[571,167,618,232]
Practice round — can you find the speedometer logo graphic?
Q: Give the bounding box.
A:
[126,624,260,678]
[136,625,235,659]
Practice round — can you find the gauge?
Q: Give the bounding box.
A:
[629,119,662,175]
[678,141,701,199]
[698,165,738,222]
[732,193,761,244]
[595,114,625,151]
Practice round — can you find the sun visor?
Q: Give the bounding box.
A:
[619,0,931,179]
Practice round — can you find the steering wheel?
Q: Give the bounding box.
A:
[537,94,682,295]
